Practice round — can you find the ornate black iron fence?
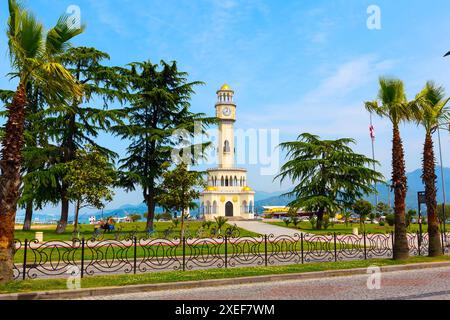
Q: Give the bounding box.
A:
[12,231,450,281]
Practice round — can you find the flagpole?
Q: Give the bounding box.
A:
[370,114,379,206]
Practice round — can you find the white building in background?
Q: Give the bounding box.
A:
[200,84,255,221]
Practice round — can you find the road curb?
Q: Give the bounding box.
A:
[2,261,450,300]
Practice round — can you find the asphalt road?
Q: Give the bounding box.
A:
[78,265,450,300]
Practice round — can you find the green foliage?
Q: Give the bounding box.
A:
[437,204,450,220]
[375,202,392,218]
[129,214,142,222]
[172,219,180,228]
[378,221,385,227]
[386,214,395,227]
[353,200,373,229]
[111,61,215,229]
[283,218,291,227]
[156,164,205,238]
[202,220,213,230]
[276,133,384,229]
[214,216,228,233]
[342,211,352,227]
[64,146,116,211]
[406,209,417,228]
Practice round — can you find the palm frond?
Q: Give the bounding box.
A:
[45,14,85,56]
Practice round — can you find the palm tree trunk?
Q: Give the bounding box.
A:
[392,126,409,260]
[423,132,442,256]
[22,200,33,231]
[0,83,26,283]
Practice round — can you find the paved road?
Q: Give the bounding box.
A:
[78,266,450,300]
[233,221,302,237]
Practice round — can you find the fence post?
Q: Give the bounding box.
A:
[224,235,228,268]
[81,238,85,278]
[182,237,186,272]
[391,231,395,258]
[363,232,367,260]
[264,234,268,267]
[442,231,446,255]
[22,239,28,281]
[417,231,421,256]
[333,233,337,262]
[133,236,137,274]
[300,233,304,264]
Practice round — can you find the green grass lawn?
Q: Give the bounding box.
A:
[266,221,429,235]
[14,221,259,242]
[2,255,450,294]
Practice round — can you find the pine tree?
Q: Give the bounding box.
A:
[45,47,126,233]
[112,60,214,232]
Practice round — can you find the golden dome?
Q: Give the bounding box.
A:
[242,186,253,192]
[220,83,231,91]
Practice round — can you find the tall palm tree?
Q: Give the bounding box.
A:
[414,81,450,256]
[365,77,416,260]
[0,0,83,283]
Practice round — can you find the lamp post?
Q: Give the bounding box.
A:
[418,191,426,241]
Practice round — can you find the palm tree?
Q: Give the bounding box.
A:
[0,0,83,283]
[275,133,383,230]
[365,77,417,260]
[214,216,228,234]
[414,81,450,256]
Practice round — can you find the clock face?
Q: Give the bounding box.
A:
[222,107,232,117]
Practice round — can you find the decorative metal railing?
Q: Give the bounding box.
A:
[12,230,450,281]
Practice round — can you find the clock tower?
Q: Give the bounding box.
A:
[200,84,255,221]
[216,84,236,169]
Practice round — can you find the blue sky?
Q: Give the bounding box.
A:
[2,0,450,214]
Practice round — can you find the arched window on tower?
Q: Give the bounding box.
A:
[225,176,229,187]
[224,140,231,153]
[221,176,224,186]
[213,201,217,214]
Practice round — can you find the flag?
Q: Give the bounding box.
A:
[369,124,375,141]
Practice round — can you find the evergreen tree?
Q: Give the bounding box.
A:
[112,60,214,231]
[45,47,126,233]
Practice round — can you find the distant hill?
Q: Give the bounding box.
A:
[255,167,450,212]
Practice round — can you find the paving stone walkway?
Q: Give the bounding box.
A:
[232,221,302,237]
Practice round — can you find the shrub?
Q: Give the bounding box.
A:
[386,214,395,227]
[129,214,142,222]
[172,218,180,228]
[284,218,291,227]
[378,221,385,227]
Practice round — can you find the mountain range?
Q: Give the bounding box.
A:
[16,167,450,223]
[253,167,450,211]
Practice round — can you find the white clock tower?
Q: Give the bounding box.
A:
[216,84,236,168]
[200,84,255,221]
